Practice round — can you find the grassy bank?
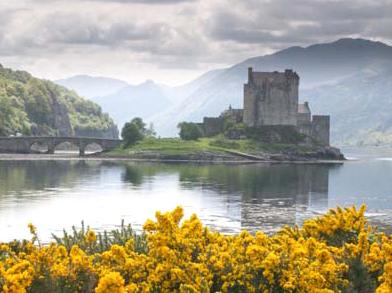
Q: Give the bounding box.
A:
[108,137,226,156]
[107,137,316,158]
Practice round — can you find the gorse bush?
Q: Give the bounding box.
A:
[1,205,392,292]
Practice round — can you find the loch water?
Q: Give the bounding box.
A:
[1,147,392,242]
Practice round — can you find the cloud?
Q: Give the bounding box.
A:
[0,0,391,85]
[33,0,196,4]
[87,0,197,3]
[0,11,166,53]
[206,0,392,45]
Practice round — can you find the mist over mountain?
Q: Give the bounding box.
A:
[92,80,172,128]
[57,68,227,132]
[56,75,129,99]
[57,38,392,145]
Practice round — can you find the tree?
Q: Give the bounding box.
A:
[131,117,146,132]
[177,122,203,140]
[121,117,146,146]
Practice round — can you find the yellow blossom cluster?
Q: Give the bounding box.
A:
[1,205,392,292]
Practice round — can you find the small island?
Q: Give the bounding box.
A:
[101,68,344,163]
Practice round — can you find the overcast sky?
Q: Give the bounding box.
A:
[0,0,391,85]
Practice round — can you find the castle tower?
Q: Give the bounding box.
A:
[243,68,299,127]
[311,115,330,146]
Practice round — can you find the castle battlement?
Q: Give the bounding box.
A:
[247,67,299,87]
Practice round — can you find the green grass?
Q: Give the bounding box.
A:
[109,137,226,156]
[108,136,316,158]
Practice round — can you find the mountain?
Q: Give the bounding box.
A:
[56,75,128,99]
[92,80,172,128]
[88,68,226,130]
[0,64,118,138]
[304,66,392,145]
[151,38,392,143]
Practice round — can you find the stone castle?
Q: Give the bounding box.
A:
[199,68,330,145]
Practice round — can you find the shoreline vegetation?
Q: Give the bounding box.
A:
[99,137,345,163]
[1,206,392,292]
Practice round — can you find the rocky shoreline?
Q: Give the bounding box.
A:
[96,145,345,163]
[0,145,345,164]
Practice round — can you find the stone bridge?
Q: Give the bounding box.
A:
[0,136,122,156]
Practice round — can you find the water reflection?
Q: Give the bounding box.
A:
[120,163,335,232]
[2,159,372,242]
[0,160,103,192]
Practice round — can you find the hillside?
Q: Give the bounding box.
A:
[0,64,118,138]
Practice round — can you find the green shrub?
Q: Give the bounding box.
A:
[177,122,203,140]
[121,117,146,146]
[52,220,148,254]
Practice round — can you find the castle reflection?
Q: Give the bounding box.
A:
[122,162,340,233]
[238,164,332,232]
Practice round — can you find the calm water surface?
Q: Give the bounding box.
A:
[1,147,392,241]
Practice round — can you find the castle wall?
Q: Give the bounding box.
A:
[311,115,330,146]
[203,117,224,137]
[243,68,299,127]
[243,83,257,126]
[297,108,312,137]
[297,120,312,137]
[221,108,243,123]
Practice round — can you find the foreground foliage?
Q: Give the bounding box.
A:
[1,206,392,292]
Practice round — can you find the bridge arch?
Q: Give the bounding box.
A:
[30,141,49,154]
[0,136,122,155]
[84,142,104,154]
[52,141,80,154]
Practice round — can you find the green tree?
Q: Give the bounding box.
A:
[131,117,146,132]
[121,117,146,146]
[177,122,203,140]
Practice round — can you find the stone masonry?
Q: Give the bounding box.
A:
[243,68,330,146]
[198,68,331,146]
[244,68,299,126]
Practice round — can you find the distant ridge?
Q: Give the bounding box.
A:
[56,75,129,99]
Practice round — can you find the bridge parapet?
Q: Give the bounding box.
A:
[0,136,122,155]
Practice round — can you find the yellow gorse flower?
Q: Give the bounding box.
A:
[0,205,391,292]
[86,229,97,244]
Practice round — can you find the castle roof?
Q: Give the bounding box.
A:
[298,102,311,114]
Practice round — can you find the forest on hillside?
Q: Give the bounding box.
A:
[0,64,118,138]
